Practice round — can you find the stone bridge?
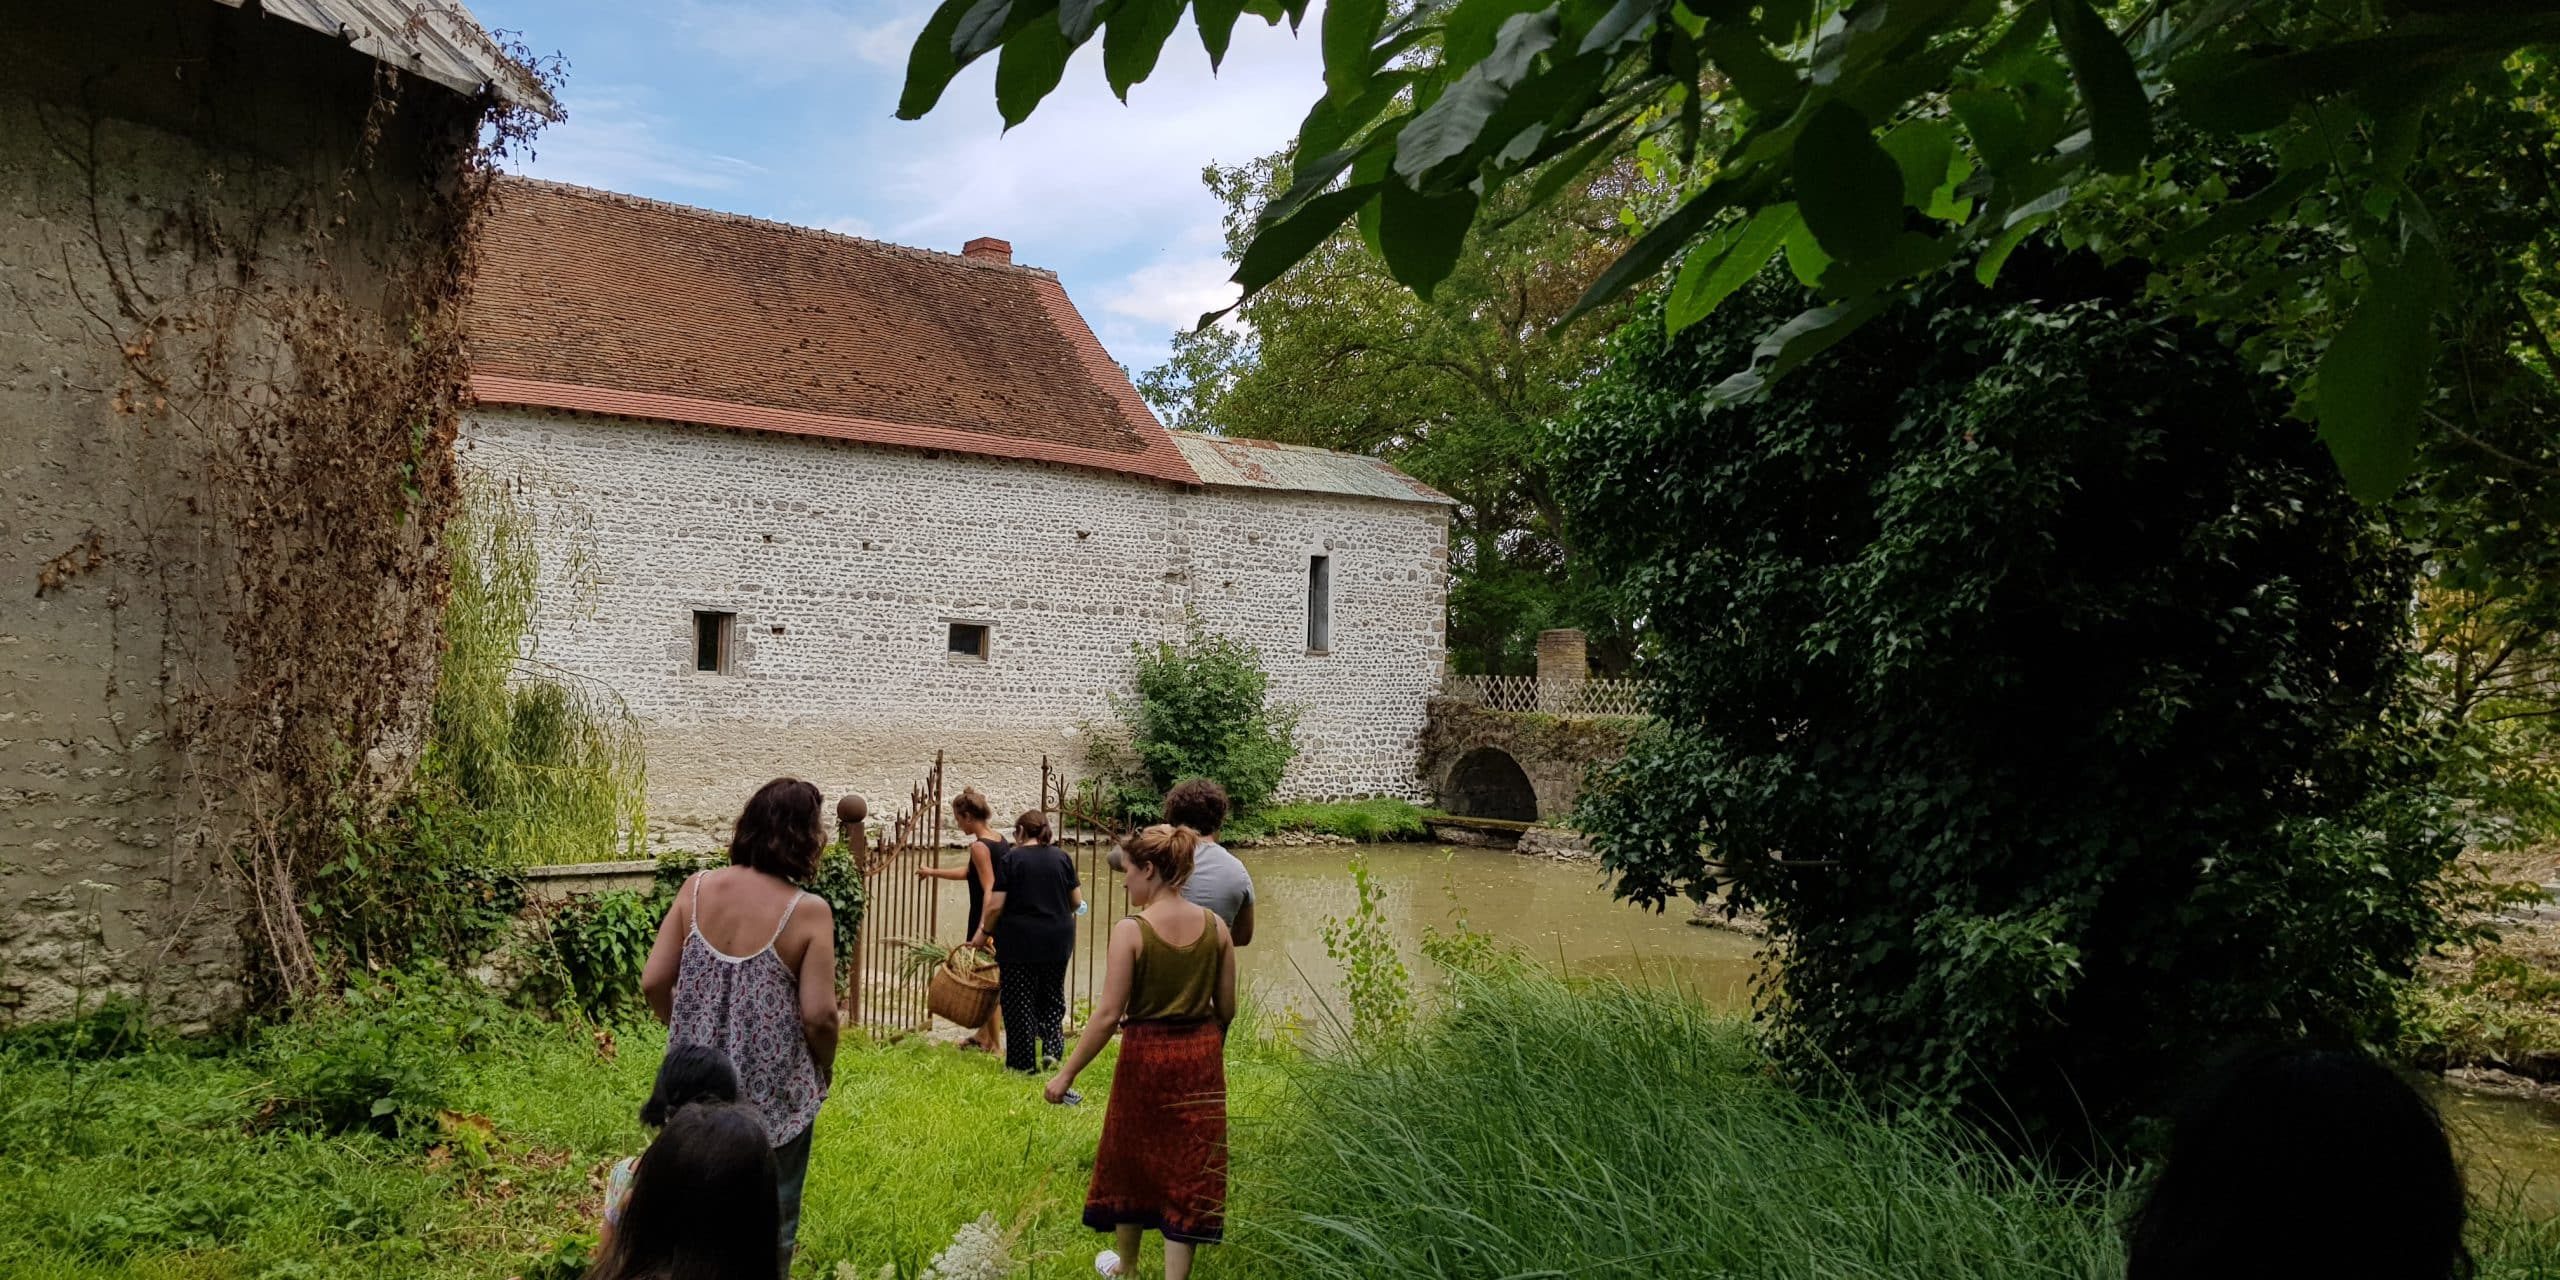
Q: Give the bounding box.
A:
[1420,631,1651,826]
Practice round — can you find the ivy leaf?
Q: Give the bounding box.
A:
[1794,100,1905,262]
[2050,0,2150,174]
[2316,242,2446,504]
[996,17,1074,126]
[1668,203,1799,336]
[896,0,974,120]
[1324,0,1388,104]
[1378,179,1481,298]
[1103,0,1185,100]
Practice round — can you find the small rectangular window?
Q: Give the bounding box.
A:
[693,611,734,673]
[948,622,990,662]
[1307,554,1332,652]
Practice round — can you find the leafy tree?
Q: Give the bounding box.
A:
[1138,153,1643,673]
[901,0,2559,500]
[1088,623,1301,821]
[1561,254,2460,1150]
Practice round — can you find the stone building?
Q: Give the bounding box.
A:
[461,181,1452,847]
[2,1,546,1025]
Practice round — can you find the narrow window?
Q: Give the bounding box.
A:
[1307,554,1332,652]
[948,622,990,662]
[693,610,734,673]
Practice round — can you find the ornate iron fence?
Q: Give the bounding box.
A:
[1440,673,1656,718]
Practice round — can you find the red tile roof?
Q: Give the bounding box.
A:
[465,178,1198,486]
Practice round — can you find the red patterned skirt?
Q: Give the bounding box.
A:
[1083,1018,1228,1245]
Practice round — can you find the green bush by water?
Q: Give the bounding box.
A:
[1232,797,1432,843]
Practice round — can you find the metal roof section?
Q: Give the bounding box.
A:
[1172,433,1455,507]
[214,0,560,114]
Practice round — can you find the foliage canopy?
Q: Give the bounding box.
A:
[1090,622,1301,821]
[1140,153,1639,672]
[901,0,2559,501]
[1561,254,2462,1146]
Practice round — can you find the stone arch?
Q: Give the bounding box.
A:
[1445,745,1539,822]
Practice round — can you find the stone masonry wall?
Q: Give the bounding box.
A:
[2,3,472,1027]
[463,411,1449,849]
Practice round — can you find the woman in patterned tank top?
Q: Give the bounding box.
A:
[641,777,840,1277]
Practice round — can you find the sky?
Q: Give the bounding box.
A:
[467,0,1327,377]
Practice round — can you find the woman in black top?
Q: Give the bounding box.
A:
[922,787,1009,1051]
[972,808,1083,1074]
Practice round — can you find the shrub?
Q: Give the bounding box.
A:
[257,970,514,1142]
[1318,854,1413,1044]
[1558,253,2461,1152]
[1089,621,1299,822]
[543,891,660,1020]
[1233,798,1431,843]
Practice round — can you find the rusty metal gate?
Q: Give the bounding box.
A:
[844,752,945,1033]
[1042,757,1133,1016]
[843,753,1136,1034]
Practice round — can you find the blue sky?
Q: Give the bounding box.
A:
[468,1,1328,376]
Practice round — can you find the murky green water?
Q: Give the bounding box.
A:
[1235,842,1761,1017]
[1235,842,2560,1215]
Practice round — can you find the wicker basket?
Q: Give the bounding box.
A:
[927,945,1001,1029]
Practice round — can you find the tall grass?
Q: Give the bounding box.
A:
[1235,970,2128,1279]
[428,479,645,865]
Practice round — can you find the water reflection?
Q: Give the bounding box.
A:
[1230,842,1762,1021]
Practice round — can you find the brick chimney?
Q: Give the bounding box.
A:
[963,236,1012,264]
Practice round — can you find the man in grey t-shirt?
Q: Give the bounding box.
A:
[1164,777,1255,946]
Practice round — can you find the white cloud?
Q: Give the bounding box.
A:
[674,0,927,78]
[1099,255,1240,332]
[510,85,765,193]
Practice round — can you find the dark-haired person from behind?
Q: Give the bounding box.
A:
[1162,778,1254,947]
[921,785,1008,1052]
[598,1045,741,1252]
[971,808,1082,1074]
[2128,1044,2472,1280]
[585,1101,779,1280]
[640,777,837,1275]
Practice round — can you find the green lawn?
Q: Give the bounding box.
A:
[8,973,2560,1279]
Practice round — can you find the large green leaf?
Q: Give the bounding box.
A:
[1794,100,1905,262]
[1705,295,1889,401]
[1667,203,1799,336]
[1228,182,1381,313]
[1378,179,1481,298]
[1297,70,1415,160]
[1445,0,1556,67]
[1698,23,1804,116]
[1059,0,1115,42]
[896,0,974,120]
[2050,0,2150,174]
[996,16,1074,126]
[2316,243,2446,504]
[1103,0,1185,100]
[1578,0,1666,56]
[1879,119,1955,210]
[1196,0,1246,66]
[1565,178,1746,322]
[953,0,1021,61]
[1394,11,1562,187]
[1948,89,2030,175]
[1784,214,1831,286]
[1324,0,1388,104]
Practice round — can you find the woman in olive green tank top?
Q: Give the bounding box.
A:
[1046,824,1237,1280]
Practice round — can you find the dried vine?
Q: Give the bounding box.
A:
[37,36,562,1003]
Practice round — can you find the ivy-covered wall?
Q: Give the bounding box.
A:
[1,2,492,1026]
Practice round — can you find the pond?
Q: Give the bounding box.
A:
[1232,842,2560,1216]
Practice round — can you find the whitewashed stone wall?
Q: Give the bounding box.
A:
[463,411,1449,849]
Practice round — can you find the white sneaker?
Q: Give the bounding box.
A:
[1095,1249,1126,1277]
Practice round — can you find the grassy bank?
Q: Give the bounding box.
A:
[1230,798,1433,844]
[9,971,2560,1278]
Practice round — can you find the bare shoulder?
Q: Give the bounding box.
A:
[1109,916,1143,945]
